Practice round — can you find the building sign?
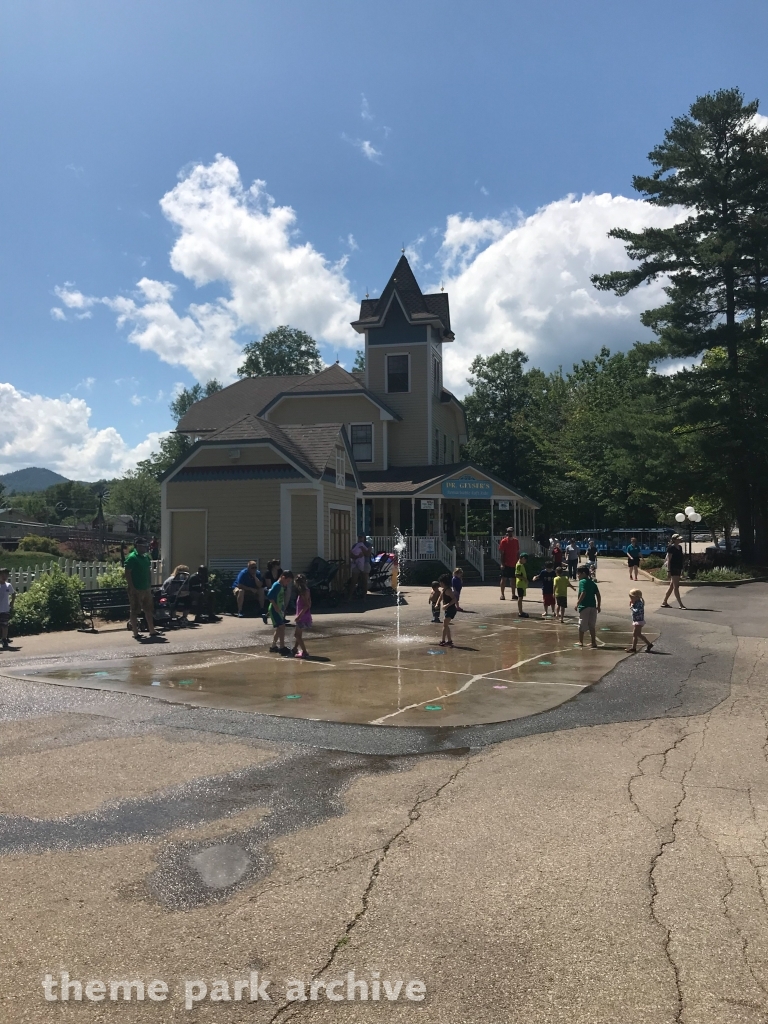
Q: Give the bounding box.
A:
[497,500,510,511]
[420,499,435,510]
[442,477,493,499]
[418,538,436,555]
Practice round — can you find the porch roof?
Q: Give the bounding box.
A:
[358,462,540,508]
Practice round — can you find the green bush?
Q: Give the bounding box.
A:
[11,567,83,635]
[97,564,126,589]
[641,555,665,569]
[17,535,60,555]
[693,566,755,582]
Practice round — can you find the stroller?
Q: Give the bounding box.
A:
[131,575,191,632]
[305,557,343,605]
[368,551,397,597]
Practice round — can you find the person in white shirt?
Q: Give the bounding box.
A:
[565,540,581,579]
[0,568,16,650]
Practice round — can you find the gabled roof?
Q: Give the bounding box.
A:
[258,362,402,420]
[163,414,362,490]
[357,462,540,507]
[177,364,401,435]
[176,375,312,434]
[351,255,453,339]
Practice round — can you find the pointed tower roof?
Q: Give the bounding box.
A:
[351,254,453,339]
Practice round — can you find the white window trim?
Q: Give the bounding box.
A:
[385,351,411,394]
[335,448,346,489]
[349,422,375,465]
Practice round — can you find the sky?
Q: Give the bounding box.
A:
[1,0,767,479]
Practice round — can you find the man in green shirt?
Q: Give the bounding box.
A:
[125,538,158,639]
[575,565,601,648]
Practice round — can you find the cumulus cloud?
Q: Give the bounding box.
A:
[59,156,360,382]
[0,383,163,480]
[435,193,684,392]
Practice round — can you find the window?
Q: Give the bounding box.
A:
[433,355,441,396]
[350,423,373,463]
[433,427,440,464]
[387,354,409,393]
[335,449,346,489]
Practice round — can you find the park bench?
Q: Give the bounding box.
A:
[79,588,130,632]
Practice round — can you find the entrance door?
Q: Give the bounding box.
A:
[171,511,206,570]
[329,507,351,588]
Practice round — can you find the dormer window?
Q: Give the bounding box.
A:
[386,354,409,393]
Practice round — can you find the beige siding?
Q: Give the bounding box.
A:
[367,344,429,465]
[171,510,206,569]
[431,399,462,465]
[267,395,386,471]
[291,493,318,573]
[185,444,286,469]
[166,479,282,568]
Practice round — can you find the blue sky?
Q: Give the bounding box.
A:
[2,0,767,478]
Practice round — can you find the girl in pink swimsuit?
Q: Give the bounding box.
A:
[292,574,312,658]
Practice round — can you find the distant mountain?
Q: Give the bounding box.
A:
[0,467,70,494]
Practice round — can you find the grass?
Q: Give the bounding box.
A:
[0,552,60,571]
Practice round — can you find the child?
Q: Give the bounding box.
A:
[514,554,530,618]
[428,581,442,623]
[438,573,457,647]
[532,560,556,618]
[292,574,312,658]
[451,567,465,611]
[626,588,654,653]
[0,568,16,650]
[267,570,293,654]
[575,565,601,648]
[553,565,575,622]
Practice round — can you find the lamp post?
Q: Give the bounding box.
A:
[675,505,702,561]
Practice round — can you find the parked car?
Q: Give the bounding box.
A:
[706,537,741,553]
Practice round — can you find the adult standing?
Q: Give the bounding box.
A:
[347,533,372,599]
[626,536,641,581]
[498,526,520,600]
[125,537,159,640]
[661,533,686,609]
[565,538,581,579]
[551,538,563,571]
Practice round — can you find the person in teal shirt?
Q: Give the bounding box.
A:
[575,565,601,648]
[626,536,641,581]
[124,538,159,639]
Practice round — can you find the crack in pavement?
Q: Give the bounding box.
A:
[265,755,473,1023]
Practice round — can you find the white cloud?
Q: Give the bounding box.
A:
[0,383,163,480]
[50,307,66,321]
[434,193,685,393]
[360,94,373,121]
[75,377,96,391]
[59,156,360,382]
[342,135,382,162]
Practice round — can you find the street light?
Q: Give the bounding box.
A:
[675,506,702,559]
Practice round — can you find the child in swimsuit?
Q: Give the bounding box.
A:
[292,574,312,659]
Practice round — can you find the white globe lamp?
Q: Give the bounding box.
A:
[675,512,686,523]
[684,506,695,517]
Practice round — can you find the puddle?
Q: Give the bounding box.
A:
[8,618,633,728]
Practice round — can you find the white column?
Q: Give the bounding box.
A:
[490,498,494,549]
[411,496,416,535]
[438,496,443,540]
[464,499,469,542]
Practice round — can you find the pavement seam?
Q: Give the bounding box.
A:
[264,754,473,1023]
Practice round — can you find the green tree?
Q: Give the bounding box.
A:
[237,326,323,377]
[352,349,365,372]
[592,88,768,560]
[105,470,160,535]
[169,379,223,422]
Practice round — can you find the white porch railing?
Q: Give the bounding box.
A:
[463,538,485,581]
[369,536,455,571]
[6,559,163,595]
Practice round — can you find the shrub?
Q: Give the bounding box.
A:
[693,566,755,582]
[640,555,665,569]
[11,567,83,635]
[17,535,60,555]
[97,564,126,589]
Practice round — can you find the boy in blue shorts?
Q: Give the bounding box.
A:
[267,570,293,654]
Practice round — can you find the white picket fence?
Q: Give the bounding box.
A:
[369,536,456,572]
[6,559,164,595]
